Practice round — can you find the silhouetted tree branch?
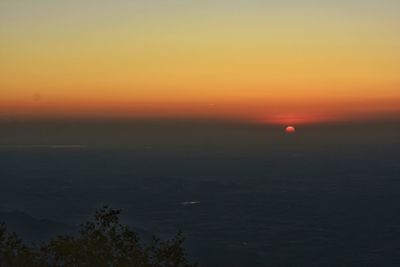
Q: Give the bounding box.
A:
[0,206,196,267]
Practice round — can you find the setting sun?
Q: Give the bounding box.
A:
[285,126,296,133]
[0,2,400,267]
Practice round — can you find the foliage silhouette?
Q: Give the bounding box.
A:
[0,206,196,267]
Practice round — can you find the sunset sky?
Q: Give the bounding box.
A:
[1,0,399,125]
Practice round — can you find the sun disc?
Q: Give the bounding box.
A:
[285,126,296,133]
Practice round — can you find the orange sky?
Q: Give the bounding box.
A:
[1,1,400,125]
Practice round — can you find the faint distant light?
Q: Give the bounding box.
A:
[181,201,200,206]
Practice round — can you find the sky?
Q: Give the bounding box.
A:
[1,0,400,125]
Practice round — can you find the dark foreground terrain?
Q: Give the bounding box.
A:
[1,121,399,266]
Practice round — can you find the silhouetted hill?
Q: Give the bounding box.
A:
[0,209,74,242]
